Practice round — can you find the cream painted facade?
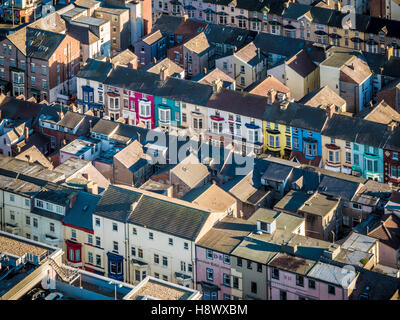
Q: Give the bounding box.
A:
[285,63,320,101]
[321,135,353,175]
[234,54,266,90]
[127,224,196,287]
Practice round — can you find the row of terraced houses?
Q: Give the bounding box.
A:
[152,0,400,58]
[76,58,400,185]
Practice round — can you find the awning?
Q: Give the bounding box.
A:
[315,30,327,36]
[329,33,342,39]
[351,37,363,43]
[30,88,41,95]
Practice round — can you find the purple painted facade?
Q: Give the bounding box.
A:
[267,267,351,300]
[195,245,231,300]
[128,91,155,129]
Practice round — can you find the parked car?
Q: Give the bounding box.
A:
[45,292,64,300]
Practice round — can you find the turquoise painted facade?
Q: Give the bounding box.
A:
[154,96,181,129]
[352,143,384,182]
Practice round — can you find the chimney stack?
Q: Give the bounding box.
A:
[160,65,168,81]
[24,126,29,141]
[388,121,397,131]
[325,104,335,118]
[213,79,223,93]
[267,88,275,104]
[387,45,393,61]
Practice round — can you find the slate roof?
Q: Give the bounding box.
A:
[93,185,142,222]
[262,162,293,183]
[286,49,317,78]
[62,191,101,231]
[127,193,210,241]
[207,88,268,119]
[68,24,99,45]
[263,101,328,132]
[57,111,85,129]
[91,118,119,136]
[195,216,254,253]
[110,49,137,66]
[318,175,362,201]
[7,27,27,55]
[76,59,113,82]
[152,14,185,35]
[142,30,164,45]
[254,32,313,60]
[204,24,254,49]
[26,28,66,60]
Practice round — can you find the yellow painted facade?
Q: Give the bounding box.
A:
[263,120,292,159]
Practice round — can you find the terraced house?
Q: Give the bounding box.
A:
[156,0,400,58]
[204,82,266,155]
[91,185,227,286]
[263,101,329,165]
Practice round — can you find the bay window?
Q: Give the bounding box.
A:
[248,129,259,143]
[366,158,378,173]
[109,97,119,109]
[159,109,171,122]
[139,100,151,117]
[305,143,317,157]
[212,121,223,133]
[328,150,339,163]
[269,135,279,148]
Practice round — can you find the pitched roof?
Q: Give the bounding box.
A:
[152,14,185,35]
[57,111,85,129]
[76,58,113,82]
[142,29,164,45]
[318,175,362,201]
[207,88,268,119]
[188,183,236,213]
[110,49,137,66]
[15,145,53,169]
[94,185,142,222]
[170,154,209,188]
[286,49,317,77]
[235,41,263,66]
[126,189,211,241]
[146,57,184,76]
[91,118,119,136]
[263,101,328,132]
[7,27,27,55]
[113,140,144,171]
[26,28,66,60]
[198,68,235,87]
[368,214,400,249]
[184,32,210,54]
[63,191,101,231]
[249,75,290,97]
[196,216,254,253]
[299,86,346,110]
[359,100,400,125]
[340,56,372,85]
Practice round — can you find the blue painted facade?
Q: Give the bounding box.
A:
[107,252,124,281]
[292,128,322,161]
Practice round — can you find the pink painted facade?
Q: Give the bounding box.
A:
[195,246,231,300]
[128,91,155,129]
[267,267,351,300]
